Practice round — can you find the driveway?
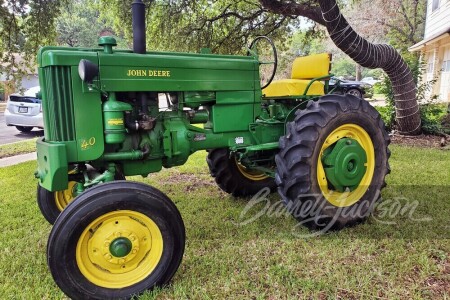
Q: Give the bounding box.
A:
[0,104,44,145]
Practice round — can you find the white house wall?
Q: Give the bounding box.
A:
[439,45,450,100]
[425,0,450,39]
[20,75,39,89]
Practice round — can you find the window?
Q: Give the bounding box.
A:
[428,61,434,73]
[432,0,440,12]
[443,61,450,72]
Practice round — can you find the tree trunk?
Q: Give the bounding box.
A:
[317,0,421,134]
[356,64,362,81]
[260,0,421,134]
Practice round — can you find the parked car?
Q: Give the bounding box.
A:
[4,86,43,132]
[328,77,372,98]
[361,77,380,85]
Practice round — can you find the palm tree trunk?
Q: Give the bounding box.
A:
[318,0,421,134]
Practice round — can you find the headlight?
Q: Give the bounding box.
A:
[78,59,99,83]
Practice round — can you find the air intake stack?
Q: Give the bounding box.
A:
[132,0,146,54]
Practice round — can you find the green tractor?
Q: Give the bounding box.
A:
[35,1,389,298]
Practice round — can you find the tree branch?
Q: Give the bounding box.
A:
[259,0,324,25]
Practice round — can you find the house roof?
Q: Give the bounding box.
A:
[409,25,450,52]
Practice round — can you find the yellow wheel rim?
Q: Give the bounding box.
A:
[317,124,375,207]
[235,157,269,181]
[54,181,77,211]
[76,210,163,288]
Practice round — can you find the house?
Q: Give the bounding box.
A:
[409,0,450,102]
[0,53,39,101]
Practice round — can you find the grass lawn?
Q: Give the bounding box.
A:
[0,138,37,159]
[0,145,449,299]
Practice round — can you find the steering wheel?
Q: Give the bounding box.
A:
[248,36,278,89]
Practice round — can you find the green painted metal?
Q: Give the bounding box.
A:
[36,36,332,192]
[98,36,117,54]
[109,237,132,258]
[102,150,144,161]
[97,50,257,92]
[36,138,68,191]
[322,138,367,192]
[121,159,162,177]
[302,74,333,96]
[245,142,279,152]
[103,93,133,144]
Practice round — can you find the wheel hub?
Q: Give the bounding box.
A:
[76,210,163,288]
[322,138,367,192]
[109,237,133,258]
[54,181,77,211]
[96,229,142,267]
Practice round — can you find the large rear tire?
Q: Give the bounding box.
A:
[275,95,390,230]
[207,148,276,197]
[47,181,185,300]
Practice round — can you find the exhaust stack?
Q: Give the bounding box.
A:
[132,0,146,54]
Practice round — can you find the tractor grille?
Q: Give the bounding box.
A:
[43,66,76,141]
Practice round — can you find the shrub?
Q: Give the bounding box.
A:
[377,56,449,135]
[375,105,395,131]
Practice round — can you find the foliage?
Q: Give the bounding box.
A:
[377,56,448,134]
[56,0,104,48]
[420,103,448,134]
[56,1,100,47]
[375,105,396,130]
[348,0,426,51]
[331,58,356,78]
[0,0,63,84]
[54,0,128,49]
[377,75,396,130]
[290,28,327,56]
[99,0,293,55]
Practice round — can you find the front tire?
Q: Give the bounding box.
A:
[47,181,185,300]
[275,95,390,230]
[37,170,125,225]
[207,148,276,197]
[16,126,33,132]
[346,88,362,98]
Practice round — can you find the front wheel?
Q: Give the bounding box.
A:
[16,126,33,132]
[207,148,276,197]
[47,181,185,299]
[346,88,362,98]
[37,170,125,225]
[275,95,390,230]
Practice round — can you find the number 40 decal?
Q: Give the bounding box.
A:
[81,137,96,150]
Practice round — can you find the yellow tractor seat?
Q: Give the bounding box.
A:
[263,79,325,97]
[263,53,331,98]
